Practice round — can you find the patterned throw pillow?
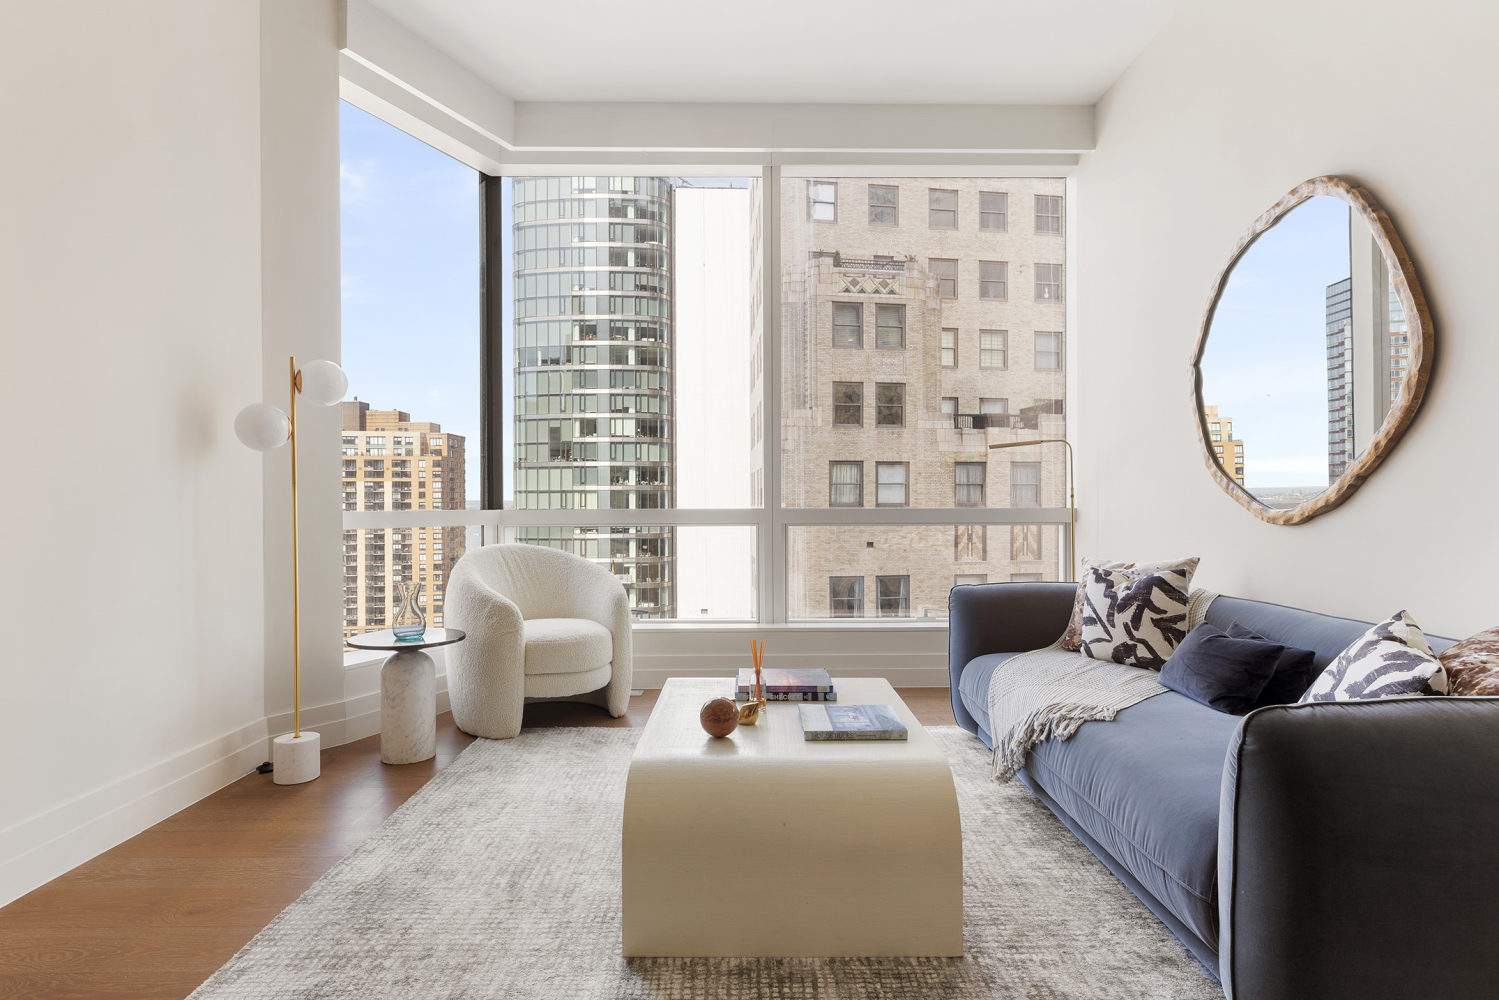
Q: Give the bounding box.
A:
[1078,564,1195,670]
[1437,627,1499,696]
[1060,557,1200,651]
[1299,611,1449,703]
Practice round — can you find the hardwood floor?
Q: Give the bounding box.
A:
[0,688,956,999]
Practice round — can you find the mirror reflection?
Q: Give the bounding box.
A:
[1199,195,1409,509]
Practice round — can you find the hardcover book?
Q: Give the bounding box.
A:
[798,704,908,741]
[735,688,838,702]
[735,667,833,694]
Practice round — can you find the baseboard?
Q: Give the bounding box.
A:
[0,679,452,910]
[0,716,270,908]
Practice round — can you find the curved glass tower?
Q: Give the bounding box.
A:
[512,176,675,617]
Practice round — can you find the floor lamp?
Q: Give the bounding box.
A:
[988,438,1076,583]
[235,356,348,784]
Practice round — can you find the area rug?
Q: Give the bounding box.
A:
[189,727,1221,999]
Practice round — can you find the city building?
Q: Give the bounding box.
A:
[1201,405,1246,485]
[1326,276,1353,480]
[779,178,1069,617]
[510,176,676,618]
[341,400,467,638]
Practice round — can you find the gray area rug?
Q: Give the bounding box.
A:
[190,727,1221,999]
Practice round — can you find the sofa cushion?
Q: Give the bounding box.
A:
[958,652,1025,740]
[1025,691,1240,951]
[523,617,613,675]
[1300,611,1448,702]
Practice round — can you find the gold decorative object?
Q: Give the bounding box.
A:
[737,640,768,725]
[988,438,1075,582]
[700,697,740,738]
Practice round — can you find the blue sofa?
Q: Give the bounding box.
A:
[949,582,1499,1000]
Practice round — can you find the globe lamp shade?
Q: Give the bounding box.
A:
[234,403,291,451]
[299,360,348,406]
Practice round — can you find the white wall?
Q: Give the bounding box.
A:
[0,0,345,907]
[0,2,267,904]
[1075,0,1499,638]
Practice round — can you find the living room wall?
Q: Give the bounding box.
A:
[1074,0,1499,638]
[0,0,344,906]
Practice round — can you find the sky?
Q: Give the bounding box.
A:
[1200,195,1351,488]
[339,101,481,499]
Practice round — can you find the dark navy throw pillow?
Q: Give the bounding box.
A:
[1227,622,1320,708]
[1160,623,1284,715]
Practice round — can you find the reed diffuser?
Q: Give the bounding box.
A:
[738,639,767,725]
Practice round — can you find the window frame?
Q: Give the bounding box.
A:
[809,180,837,222]
[876,575,911,618]
[875,461,910,507]
[940,327,958,368]
[955,461,987,508]
[832,301,863,349]
[875,303,906,350]
[928,188,958,230]
[979,191,1008,232]
[868,184,899,226]
[979,329,1008,369]
[929,258,958,299]
[829,576,865,617]
[979,261,1008,301]
[1035,331,1064,371]
[829,460,864,507]
[874,382,906,428]
[832,381,863,426]
[345,166,1077,634]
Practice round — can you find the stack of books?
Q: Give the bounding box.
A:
[735,667,837,702]
[798,704,908,741]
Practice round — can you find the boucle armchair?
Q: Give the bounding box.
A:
[445,544,633,739]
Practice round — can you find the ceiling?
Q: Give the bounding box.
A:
[366,0,1186,106]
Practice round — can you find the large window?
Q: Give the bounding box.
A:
[830,576,864,616]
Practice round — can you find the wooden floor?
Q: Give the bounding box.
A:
[0,689,955,999]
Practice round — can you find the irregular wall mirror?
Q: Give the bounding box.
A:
[1192,177,1432,525]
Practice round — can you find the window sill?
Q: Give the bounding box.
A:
[633,619,948,633]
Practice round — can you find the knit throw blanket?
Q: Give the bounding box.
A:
[989,589,1220,781]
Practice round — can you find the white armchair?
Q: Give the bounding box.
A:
[445,544,633,739]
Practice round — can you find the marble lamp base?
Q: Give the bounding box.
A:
[273,731,321,785]
[381,648,437,765]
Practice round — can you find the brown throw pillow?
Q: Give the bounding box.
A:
[1059,557,1201,650]
[1438,627,1499,696]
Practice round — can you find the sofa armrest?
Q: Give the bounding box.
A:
[947,582,1076,735]
[1219,697,1499,1000]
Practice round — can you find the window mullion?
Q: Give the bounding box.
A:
[762,165,785,625]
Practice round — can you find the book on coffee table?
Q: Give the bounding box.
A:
[798,703,908,741]
[736,667,833,694]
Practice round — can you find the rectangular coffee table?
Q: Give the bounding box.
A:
[622,677,962,957]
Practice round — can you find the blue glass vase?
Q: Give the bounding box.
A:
[392,581,426,640]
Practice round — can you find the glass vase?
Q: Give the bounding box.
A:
[392,581,426,640]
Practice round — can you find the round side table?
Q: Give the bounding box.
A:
[346,628,466,765]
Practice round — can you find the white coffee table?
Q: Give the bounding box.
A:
[622,677,962,957]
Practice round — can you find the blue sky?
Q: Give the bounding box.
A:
[1200,195,1350,488]
[339,101,481,498]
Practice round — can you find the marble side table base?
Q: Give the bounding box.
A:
[381,649,437,765]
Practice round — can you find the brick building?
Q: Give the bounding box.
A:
[340,400,467,638]
[779,177,1069,618]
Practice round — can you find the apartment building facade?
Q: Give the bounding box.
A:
[779,177,1069,618]
[341,400,467,639]
[1201,404,1246,486]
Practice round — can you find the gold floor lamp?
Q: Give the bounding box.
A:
[988,438,1076,583]
[235,356,348,784]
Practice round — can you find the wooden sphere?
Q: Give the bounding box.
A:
[699,697,739,738]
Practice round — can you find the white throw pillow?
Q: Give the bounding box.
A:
[1300,611,1449,703]
[1079,564,1194,670]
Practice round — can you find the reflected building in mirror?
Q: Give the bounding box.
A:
[1326,277,1354,480]
[1201,405,1245,486]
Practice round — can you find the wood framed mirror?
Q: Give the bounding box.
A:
[1191,176,1433,525]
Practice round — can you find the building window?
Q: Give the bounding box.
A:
[875,304,905,349]
[830,461,863,506]
[955,462,986,507]
[1011,573,1043,583]
[941,396,958,415]
[830,576,864,617]
[1035,331,1063,370]
[980,398,1008,416]
[876,462,909,506]
[980,191,1008,231]
[1010,462,1041,506]
[868,184,898,226]
[955,574,987,587]
[877,575,911,617]
[1035,263,1064,302]
[941,328,957,367]
[980,329,1008,368]
[832,382,863,426]
[930,258,957,299]
[1035,195,1063,234]
[979,261,1007,300]
[809,180,837,222]
[875,383,905,427]
[833,302,863,348]
[928,188,958,229]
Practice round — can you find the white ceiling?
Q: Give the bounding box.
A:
[366,0,1186,106]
